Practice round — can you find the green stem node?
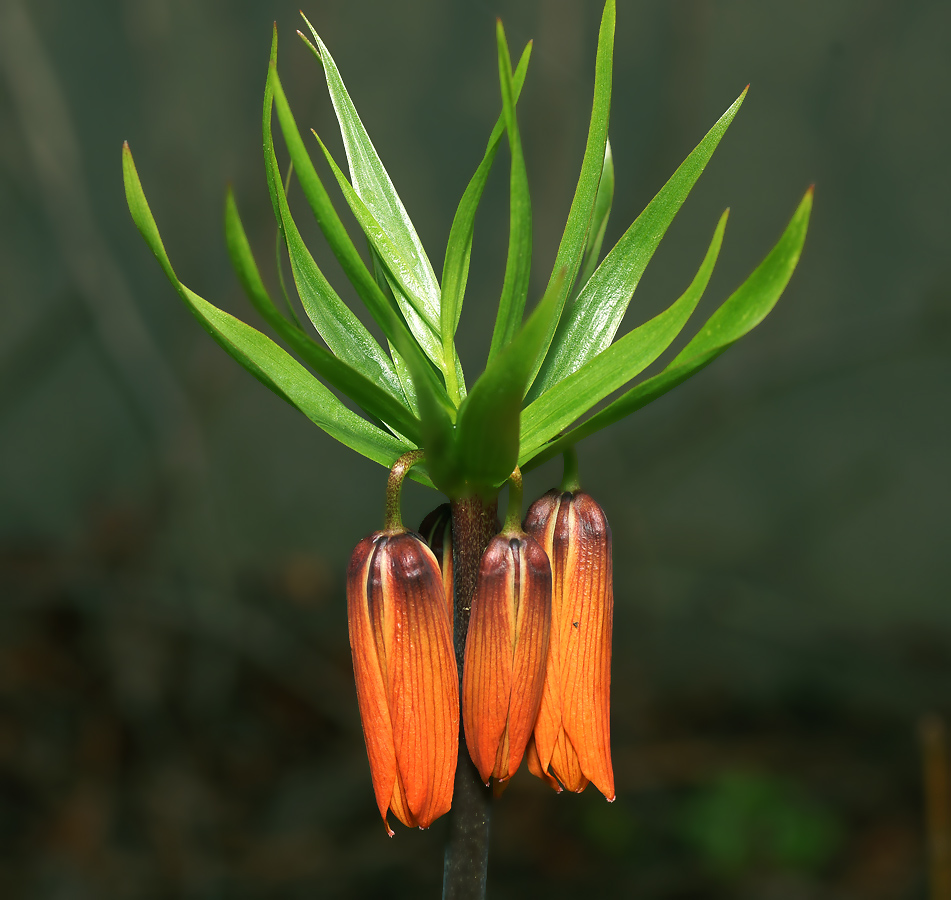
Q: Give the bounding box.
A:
[560,448,581,493]
[383,449,425,533]
[502,467,524,535]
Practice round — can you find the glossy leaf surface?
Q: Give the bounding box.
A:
[225,189,421,444]
[527,0,615,392]
[520,209,728,461]
[311,133,445,369]
[574,138,614,295]
[123,143,424,478]
[299,18,445,368]
[524,188,813,470]
[440,43,531,396]
[263,59,407,403]
[487,22,532,363]
[531,87,747,399]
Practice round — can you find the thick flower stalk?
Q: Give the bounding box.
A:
[524,478,615,800]
[346,453,459,834]
[462,470,551,786]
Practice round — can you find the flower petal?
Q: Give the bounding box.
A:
[382,534,459,827]
[463,537,515,784]
[346,534,397,834]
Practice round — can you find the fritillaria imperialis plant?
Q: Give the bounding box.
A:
[122,1,810,895]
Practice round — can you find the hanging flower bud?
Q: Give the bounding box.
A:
[346,452,458,834]
[462,469,552,785]
[418,503,454,626]
[524,489,615,801]
[348,531,459,833]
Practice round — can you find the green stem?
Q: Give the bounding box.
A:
[560,447,581,492]
[383,449,425,532]
[502,467,523,535]
[443,494,498,900]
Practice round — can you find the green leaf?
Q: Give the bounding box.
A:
[263,55,408,404]
[574,138,614,295]
[272,160,304,328]
[520,208,728,461]
[487,21,533,364]
[268,44,413,359]
[440,42,532,399]
[311,131,445,369]
[523,187,813,471]
[530,86,748,399]
[266,32,455,459]
[122,142,429,482]
[526,0,615,392]
[298,18,444,353]
[225,188,422,444]
[455,270,566,492]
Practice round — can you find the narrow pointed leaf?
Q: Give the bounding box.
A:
[574,138,614,295]
[264,62,408,402]
[274,229,303,329]
[455,270,566,491]
[268,52,419,365]
[365,246,419,417]
[299,17,441,333]
[526,0,615,391]
[524,188,813,471]
[440,42,532,398]
[266,35,455,459]
[225,189,421,444]
[519,209,728,460]
[312,131,445,368]
[487,22,532,363]
[530,86,748,399]
[123,143,428,480]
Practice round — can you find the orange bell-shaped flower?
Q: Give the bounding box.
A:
[347,529,459,834]
[524,488,615,801]
[462,470,552,786]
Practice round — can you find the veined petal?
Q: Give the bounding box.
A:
[525,491,615,800]
[463,534,551,784]
[525,734,561,792]
[559,493,614,800]
[502,537,551,779]
[463,537,515,784]
[346,534,398,834]
[552,727,588,793]
[380,534,459,828]
[524,491,564,782]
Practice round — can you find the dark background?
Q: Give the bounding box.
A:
[1,0,949,897]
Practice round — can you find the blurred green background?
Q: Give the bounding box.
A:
[1,0,949,897]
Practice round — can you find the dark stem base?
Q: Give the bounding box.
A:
[442,495,497,900]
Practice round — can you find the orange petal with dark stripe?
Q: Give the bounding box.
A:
[525,490,615,801]
[463,534,551,785]
[347,531,459,833]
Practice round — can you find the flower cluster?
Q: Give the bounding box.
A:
[346,458,614,833]
[122,0,811,852]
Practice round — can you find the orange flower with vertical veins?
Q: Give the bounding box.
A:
[524,488,615,801]
[347,531,459,833]
[346,453,459,834]
[462,469,552,786]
